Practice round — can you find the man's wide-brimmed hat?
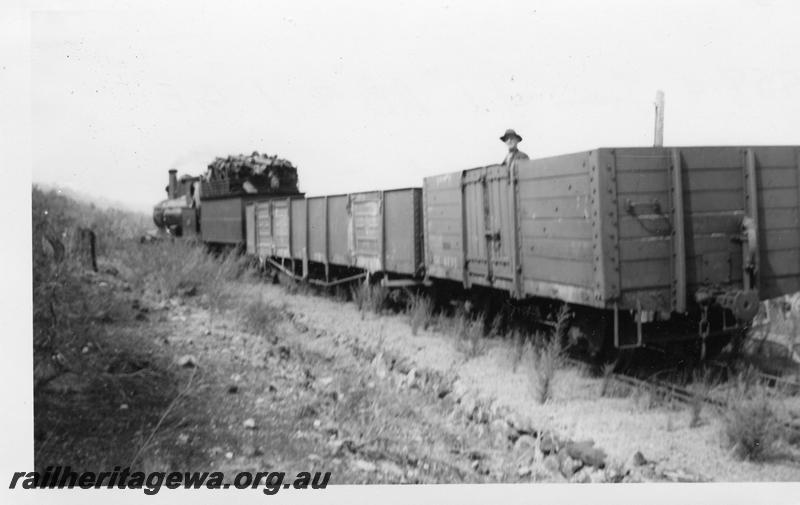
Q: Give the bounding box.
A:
[500,129,522,142]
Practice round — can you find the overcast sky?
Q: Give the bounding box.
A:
[27,0,800,211]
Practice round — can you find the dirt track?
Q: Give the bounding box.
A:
[34,270,800,484]
[34,274,564,484]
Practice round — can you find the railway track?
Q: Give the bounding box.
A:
[564,357,800,438]
[706,361,800,396]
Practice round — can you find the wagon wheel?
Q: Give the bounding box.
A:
[612,348,638,373]
[565,309,613,368]
[705,326,749,367]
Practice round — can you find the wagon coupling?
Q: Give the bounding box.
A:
[695,288,760,322]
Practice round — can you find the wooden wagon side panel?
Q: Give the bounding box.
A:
[516,152,599,306]
[752,146,800,299]
[610,148,673,311]
[423,172,465,282]
[349,191,384,272]
[270,199,292,259]
[254,201,275,259]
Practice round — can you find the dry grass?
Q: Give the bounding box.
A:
[280,274,312,296]
[116,240,257,333]
[406,293,434,336]
[32,185,151,259]
[433,306,487,359]
[119,241,253,301]
[458,318,486,359]
[599,361,617,398]
[239,294,285,340]
[687,369,714,428]
[510,330,526,373]
[487,313,504,339]
[351,282,388,319]
[722,385,784,461]
[31,186,254,471]
[432,307,467,336]
[529,335,564,404]
[632,383,661,410]
[333,285,350,303]
[32,187,151,384]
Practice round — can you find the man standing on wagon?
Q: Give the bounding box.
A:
[500,128,529,166]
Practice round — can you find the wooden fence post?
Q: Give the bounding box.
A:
[72,227,98,272]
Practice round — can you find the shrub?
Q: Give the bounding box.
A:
[554,304,571,349]
[239,295,284,339]
[722,388,783,461]
[530,335,563,404]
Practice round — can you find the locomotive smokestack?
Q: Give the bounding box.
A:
[168,169,178,199]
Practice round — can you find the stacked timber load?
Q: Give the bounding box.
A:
[201,151,299,197]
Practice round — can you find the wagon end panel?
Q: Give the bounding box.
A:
[613,145,800,314]
[200,197,245,245]
[613,146,746,313]
[517,151,599,306]
[751,146,800,299]
[384,189,423,275]
[679,147,751,306]
[423,172,465,282]
[676,146,800,306]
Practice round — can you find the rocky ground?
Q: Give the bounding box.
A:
[34,264,800,484]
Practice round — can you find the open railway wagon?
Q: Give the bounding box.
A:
[246,189,424,287]
[197,159,303,247]
[424,146,800,358]
[200,191,303,247]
